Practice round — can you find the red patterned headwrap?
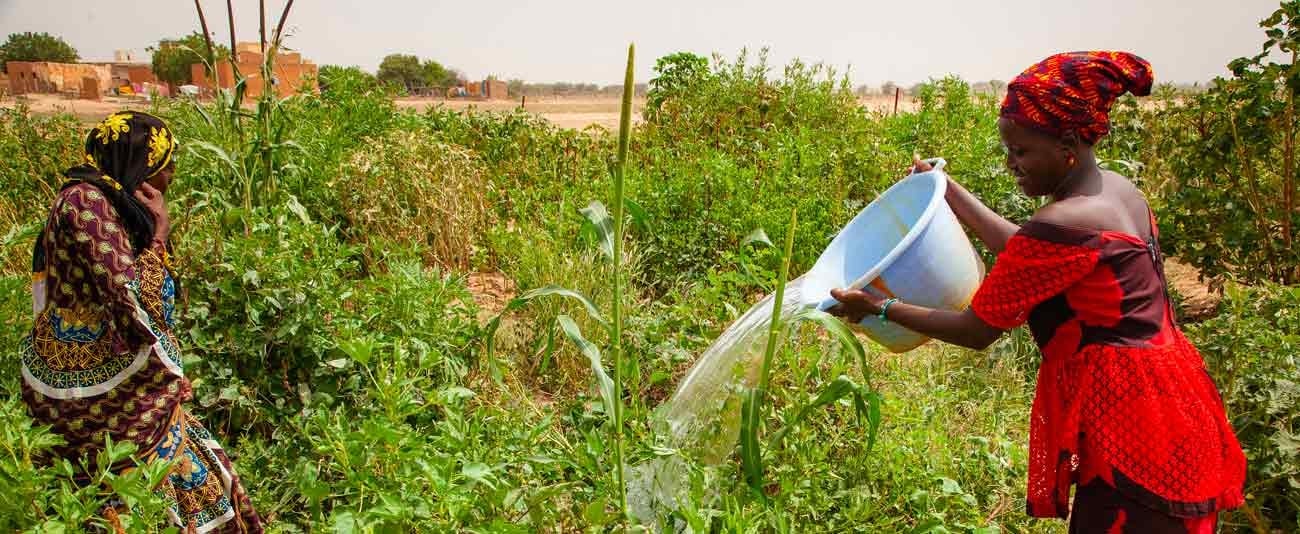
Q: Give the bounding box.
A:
[1000,51,1154,144]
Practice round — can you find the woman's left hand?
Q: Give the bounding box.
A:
[827,286,891,323]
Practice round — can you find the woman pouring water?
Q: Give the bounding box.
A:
[828,52,1244,533]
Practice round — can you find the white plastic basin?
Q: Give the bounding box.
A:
[800,159,985,352]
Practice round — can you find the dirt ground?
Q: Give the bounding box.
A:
[1,93,151,123]
[1165,259,1221,318]
[4,92,917,130]
[399,94,914,130]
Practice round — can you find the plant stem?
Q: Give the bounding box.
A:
[1228,111,1279,279]
[1282,49,1297,278]
[611,42,634,527]
[759,208,798,394]
[273,0,297,48]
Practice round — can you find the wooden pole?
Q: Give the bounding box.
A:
[272,0,296,52]
[521,94,526,109]
[894,87,900,115]
[192,0,217,75]
[224,0,237,56]
[259,0,267,54]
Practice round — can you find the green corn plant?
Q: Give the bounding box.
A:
[188,0,301,219]
[480,43,638,526]
[739,208,883,499]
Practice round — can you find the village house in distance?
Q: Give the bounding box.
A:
[5,50,162,99]
[190,42,319,99]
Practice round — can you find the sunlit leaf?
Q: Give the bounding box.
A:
[579,200,615,259]
[556,315,616,416]
[741,228,773,248]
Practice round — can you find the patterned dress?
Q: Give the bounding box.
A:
[22,183,262,533]
[970,214,1246,533]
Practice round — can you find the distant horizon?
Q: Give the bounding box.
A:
[0,1,1281,87]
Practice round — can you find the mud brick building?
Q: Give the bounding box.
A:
[191,42,319,99]
[6,61,112,96]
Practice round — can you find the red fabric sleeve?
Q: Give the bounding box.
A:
[971,234,1101,329]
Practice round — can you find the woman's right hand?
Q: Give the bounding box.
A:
[910,155,933,175]
[134,183,171,242]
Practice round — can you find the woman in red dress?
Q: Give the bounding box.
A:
[829,52,1246,533]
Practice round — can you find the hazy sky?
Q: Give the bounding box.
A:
[0,1,1281,86]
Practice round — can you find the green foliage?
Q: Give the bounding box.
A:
[0,396,177,532]
[1141,1,1300,285]
[0,106,82,272]
[148,32,229,86]
[0,32,77,72]
[318,65,378,93]
[377,53,457,92]
[1186,283,1300,532]
[646,51,712,120]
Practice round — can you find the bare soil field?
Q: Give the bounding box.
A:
[399,94,916,129]
[4,93,919,130]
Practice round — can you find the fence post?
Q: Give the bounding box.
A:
[894,87,901,115]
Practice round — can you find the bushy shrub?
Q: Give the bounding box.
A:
[1187,283,1300,532]
[338,130,494,269]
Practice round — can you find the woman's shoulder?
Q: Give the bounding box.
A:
[54,182,119,222]
[1022,172,1149,239]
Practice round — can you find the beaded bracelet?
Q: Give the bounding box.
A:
[878,298,900,323]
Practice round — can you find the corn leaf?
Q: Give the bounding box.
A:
[482,285,608,383]
[579,200,615,259]
[742,228,773,248]
[556,315,616,417]
[767,375,860,448]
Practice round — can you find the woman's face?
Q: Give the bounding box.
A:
[148,161,175,194]
[997,117,1073,197]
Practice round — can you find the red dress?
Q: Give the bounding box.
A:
[970,215,1245,530]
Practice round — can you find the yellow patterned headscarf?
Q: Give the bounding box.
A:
[60,111,178,254]
[81,111,176,182]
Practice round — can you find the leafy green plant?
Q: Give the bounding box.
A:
[1148,0,1300,285]
[0,397,177,532]
[737,211,882,499]
[481,44,640,527]
[148,32,230,86]
[1186,283,1299,532]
